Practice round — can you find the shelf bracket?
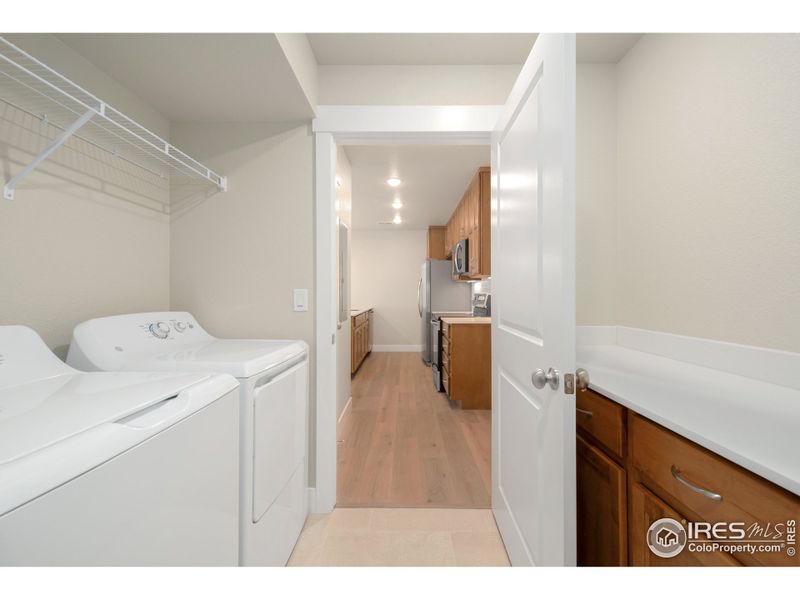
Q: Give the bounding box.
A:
[4,108,95,200]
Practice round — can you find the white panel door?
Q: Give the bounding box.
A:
[491,33,577,566]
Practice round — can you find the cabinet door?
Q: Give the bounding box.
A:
[351,321,358,372]
[458,198,466,239]
[576,435,627,566]
[629,483,740,566]
[473,177,481,231]
[427,226,446,260]
[468,230,479,277]
[469,176,479,234]
[463,184,473,237]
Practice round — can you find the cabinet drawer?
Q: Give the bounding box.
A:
[441,321,450,339]
[576,389,625,462]
[354,312,368,326]
[441,348,449,370]
[630,415,800,566]
[441,334,449,355]
[442,368,449,395]
[629,483,740,566]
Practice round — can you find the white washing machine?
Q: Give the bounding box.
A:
[67,312,309,566]
[0,326,240,566]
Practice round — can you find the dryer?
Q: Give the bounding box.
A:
[0,326,240,566]
[67,312,309,566]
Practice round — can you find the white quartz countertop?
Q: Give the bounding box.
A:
[577,342,800,496]
[440,316,491,325]
[350,308,372,317]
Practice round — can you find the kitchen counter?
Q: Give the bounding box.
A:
[439,316,491,325]
[350,308,371,317]
[577,327,800,496]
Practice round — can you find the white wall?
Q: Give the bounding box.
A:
[351,229,426,350]
[168,120,317,479]
[169,122,314,342]
[576,63,618,326]
[0,34,171,357]
[318,65,521,105]
[335,147,352,420]
[615,34,800,353]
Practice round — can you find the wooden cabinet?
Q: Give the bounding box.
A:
[426,226,446,260]
[443,167,490,279]
[577,434,627,566]
[629,483,740,566]
[576,388,626,461]
[629,414,800,567]
[577,388,800,567]
[576,387,628,566]
[350,310,371,374]
[440,319,491,409]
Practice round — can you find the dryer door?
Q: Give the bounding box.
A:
[251,360,308,523]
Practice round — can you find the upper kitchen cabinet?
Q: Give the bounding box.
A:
[445,166,491,279]
[426,226,447,260]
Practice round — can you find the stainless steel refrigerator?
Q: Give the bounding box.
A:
[417,259,472,363]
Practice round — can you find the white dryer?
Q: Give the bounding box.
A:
[0,326,240,566]
[67,312,309,566]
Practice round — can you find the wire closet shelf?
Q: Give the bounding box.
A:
[0,36,227,200]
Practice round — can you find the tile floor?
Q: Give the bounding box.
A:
[288,508,510,567]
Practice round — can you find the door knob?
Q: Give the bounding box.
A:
[531,367,559,390]
[576,368,590,391]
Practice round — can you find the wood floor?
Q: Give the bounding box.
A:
[337,352,491,508]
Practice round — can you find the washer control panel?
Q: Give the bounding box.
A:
[139,317,196,340]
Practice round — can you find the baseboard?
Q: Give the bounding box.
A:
[372,344,422,352]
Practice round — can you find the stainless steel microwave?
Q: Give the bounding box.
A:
[452,239,468,275]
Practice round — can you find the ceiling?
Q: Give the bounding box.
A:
[56,34,315,122]
[347,145,490,231]
[310,33,641,65]
[308,33,537,65]
[53,33,642,123]
[576,34,643,62]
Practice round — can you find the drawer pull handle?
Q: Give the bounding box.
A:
[576,407,594,417]
[671,465,723,502]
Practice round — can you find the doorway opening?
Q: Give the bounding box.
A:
[335,144,492,509]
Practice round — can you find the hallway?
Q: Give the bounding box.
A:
[337,352,491,508]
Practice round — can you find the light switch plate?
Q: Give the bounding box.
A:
[293,288,309,312]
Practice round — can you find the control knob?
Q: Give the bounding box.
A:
[174,321,187,333]
[149,321,170,339]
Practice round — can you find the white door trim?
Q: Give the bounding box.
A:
[312,104,501,513]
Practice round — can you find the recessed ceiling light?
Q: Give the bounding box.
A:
[386,177,402,187]
[391,198,403,209]
[392,214,402,225]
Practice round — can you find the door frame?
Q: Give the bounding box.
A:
[312,105,502,512]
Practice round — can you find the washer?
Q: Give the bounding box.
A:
[0,326,240,566]
[67,311,309,566]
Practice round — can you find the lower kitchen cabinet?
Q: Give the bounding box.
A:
[576,434,627,566]
[628,483,740,566]
[576,388,800,567]
[440,319,491,409]
[350,310,371,374]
